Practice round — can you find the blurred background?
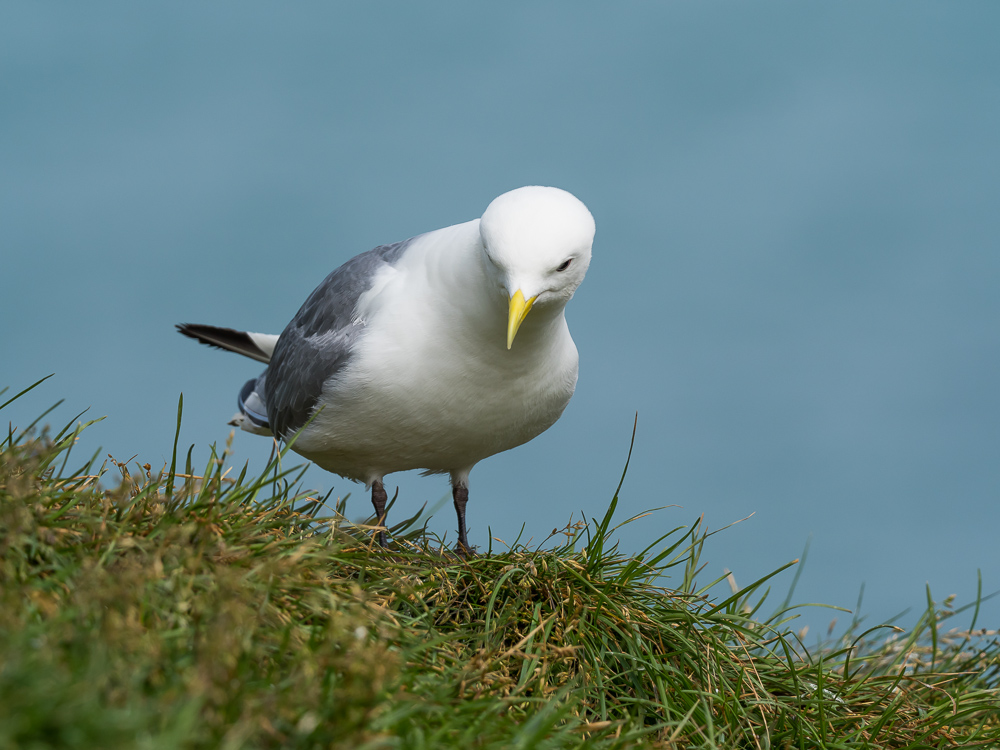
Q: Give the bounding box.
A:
[2,1,998,637]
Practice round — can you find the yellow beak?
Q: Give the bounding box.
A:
[507,289,537,349]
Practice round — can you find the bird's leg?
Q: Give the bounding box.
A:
[371,479,389,547]
[452,484,471,556]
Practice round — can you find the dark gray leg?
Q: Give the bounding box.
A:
[371,479,388,547]
[453,484,471,555]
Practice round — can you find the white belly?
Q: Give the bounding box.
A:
[293,264,579,481]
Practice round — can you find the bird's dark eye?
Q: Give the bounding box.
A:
[556,258,572,272]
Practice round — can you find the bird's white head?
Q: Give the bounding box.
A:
[479,186,595,349]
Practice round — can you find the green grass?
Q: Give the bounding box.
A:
[1,381,998,749]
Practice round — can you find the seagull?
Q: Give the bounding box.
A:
[178,185,594,554]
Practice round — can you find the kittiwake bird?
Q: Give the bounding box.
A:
[178,185,595,554]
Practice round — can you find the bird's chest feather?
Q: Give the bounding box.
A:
[362,311,574,430]
[293,245,581,475]
[303,294,578,463]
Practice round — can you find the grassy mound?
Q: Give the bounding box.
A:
[1,383,998,748]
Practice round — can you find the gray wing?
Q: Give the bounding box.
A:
[264,238,413,439]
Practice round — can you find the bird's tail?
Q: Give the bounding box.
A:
[177,323,275,435]
[231,374,272,436]
[176,323,278,364]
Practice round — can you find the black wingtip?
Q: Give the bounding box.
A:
[177,322,233,351]
[176,323,271,363]
[177,323,229,343]
[176,323,224,348]
[177,322,222,339]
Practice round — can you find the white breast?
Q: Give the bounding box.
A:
[293,222,580,482]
